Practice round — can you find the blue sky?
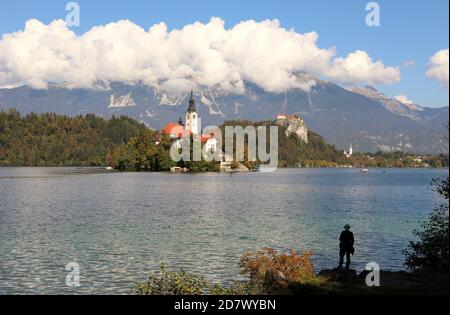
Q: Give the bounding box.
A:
[0,0,448,107]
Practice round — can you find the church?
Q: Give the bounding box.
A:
[185,91,199,136]
[161,91,217,152]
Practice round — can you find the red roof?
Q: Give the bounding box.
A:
[162,123,191,138]
[162,123,216,142]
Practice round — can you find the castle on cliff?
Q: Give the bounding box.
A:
[276,114,309,144]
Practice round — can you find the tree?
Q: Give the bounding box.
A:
[0,111,147,167]
[403,176,449,270]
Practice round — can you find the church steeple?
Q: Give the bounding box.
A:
[187,90,197,113]
[185,90,199,135]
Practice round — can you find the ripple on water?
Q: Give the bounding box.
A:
[0,167,447,294]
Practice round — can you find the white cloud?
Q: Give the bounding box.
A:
[327,50,400,86]
[0,18,401,92]
[395,95,414,105]
[426,49,449,88]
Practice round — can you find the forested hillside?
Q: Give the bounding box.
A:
[220,120,345,168]
[0,109,147,166]
[0,111,447,169]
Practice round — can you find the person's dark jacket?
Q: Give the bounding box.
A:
[339,230,355,254]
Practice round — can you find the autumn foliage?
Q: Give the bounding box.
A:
[239,248,315,283]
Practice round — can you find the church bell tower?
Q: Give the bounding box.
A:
[185,91,199,136]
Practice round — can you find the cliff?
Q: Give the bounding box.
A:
[276,114,309,143]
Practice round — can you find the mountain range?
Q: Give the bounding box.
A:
[0,75,448,153]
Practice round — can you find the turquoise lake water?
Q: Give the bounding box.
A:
[0,167,447,294]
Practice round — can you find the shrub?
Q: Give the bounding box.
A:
[135,264,209,295]
[403,177,449,270]
[136,248,315,295]
[239,248,314,283]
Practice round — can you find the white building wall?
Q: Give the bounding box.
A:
[185,112,199,135]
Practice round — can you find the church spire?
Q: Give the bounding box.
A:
[185,90,199,135]
[187,90,197,113]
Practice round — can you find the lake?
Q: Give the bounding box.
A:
[0,167,447,294]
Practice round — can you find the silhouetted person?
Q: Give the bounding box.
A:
[339,224,354,270]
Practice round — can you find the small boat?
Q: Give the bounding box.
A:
[252,166,261,172]
[360,168,369,174]
[170,167,189,173]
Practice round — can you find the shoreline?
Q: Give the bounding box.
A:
[281,268,449,295]
[0,165,448,170]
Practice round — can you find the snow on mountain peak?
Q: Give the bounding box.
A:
[108,92,136,108]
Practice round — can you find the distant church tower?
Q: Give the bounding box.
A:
[344,143,353,158]
[185,91,199,136]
